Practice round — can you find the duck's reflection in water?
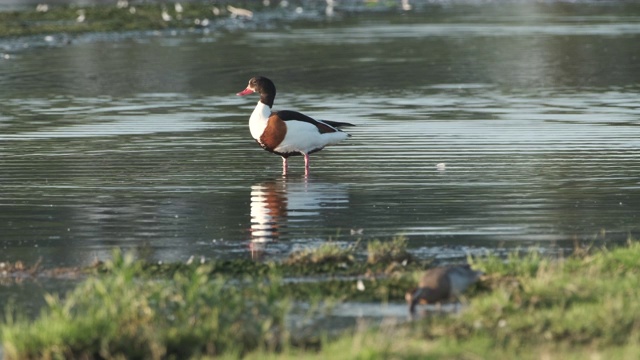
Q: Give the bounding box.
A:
[250,180,287,258]
[249,178,349,259]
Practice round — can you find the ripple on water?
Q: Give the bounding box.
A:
[1,8,640,268]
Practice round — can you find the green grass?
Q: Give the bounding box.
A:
[1,250,290,359]
[454,242,640,347]
[4,241,640,359]
[285,242,356,266]
[0,2,270,38]
[367,235,411,264]
[269,241,640,359]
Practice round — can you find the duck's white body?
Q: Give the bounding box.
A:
[249,101,349,155]
[248,101,271,140]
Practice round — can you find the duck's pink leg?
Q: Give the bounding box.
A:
[282,157,288,176]
[304,153,310,177]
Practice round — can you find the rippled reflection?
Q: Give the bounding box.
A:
[249,179,350,258]
[250,181,286,258]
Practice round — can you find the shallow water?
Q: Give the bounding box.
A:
[1,3,640,274]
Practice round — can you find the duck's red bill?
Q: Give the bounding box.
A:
[236,88,254,96]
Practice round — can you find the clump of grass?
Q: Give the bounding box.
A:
[265,241,640,359]
[285,242,355,266]
[367,235,411,264]
[1,249,290,359]
[468,247,549,277]
[425,240,640,349]
[0,2,269,37]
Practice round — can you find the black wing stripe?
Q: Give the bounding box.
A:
[320,119,355,128]
[275,110,355,128]
[275,110,319,124]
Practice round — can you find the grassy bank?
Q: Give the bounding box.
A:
[0,2,268,38]
[0,0,406,38]
[3,239,640,358]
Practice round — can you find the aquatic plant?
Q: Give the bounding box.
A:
[259,241,640,359]
[285,242,355,266]
[428,241,640,350]
[1,249,289,359]
[367,235,411,264]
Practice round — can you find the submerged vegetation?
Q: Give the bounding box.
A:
[3,239,640,358]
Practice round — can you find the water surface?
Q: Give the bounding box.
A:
[1,2,640,272]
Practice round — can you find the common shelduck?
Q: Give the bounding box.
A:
[405,265,483,314]
[237,76,354,176]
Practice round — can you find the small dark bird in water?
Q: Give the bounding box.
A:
[405,265,483,314]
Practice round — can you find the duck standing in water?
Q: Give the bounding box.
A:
[406,265,483,314]
[237,76,354,176]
